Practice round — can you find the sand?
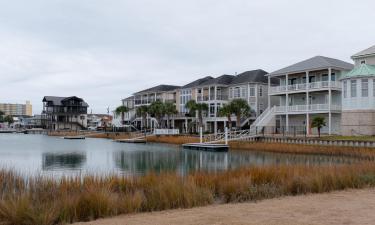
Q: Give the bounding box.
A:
[74,188,375,225]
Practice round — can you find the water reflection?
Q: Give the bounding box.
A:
[113,148,362,176]
[0,134,367,177]
[42,152,86,170]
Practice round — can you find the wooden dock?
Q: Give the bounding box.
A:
[116,138,147,143]
[63,136,86,140]
[182,143,229,152]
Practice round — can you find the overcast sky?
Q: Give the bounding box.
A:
[0,0,374,114]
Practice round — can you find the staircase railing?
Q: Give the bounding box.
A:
[250,106,275,130]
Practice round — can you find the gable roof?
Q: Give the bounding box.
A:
[182,76,214,88]
[352,45,375,59]
[341,64,375,80]
[269,56,353,76]
[42,96,89,107]
[134,84,180,95]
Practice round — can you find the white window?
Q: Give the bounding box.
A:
[343,81,347,98]
[259,86,263,97]
[234,87,240,98]
[249,87,255,97]
[241,88,246,98]
[351,80,357,97]
[362,79,368,97]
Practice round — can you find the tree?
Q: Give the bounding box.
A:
[149,100,165,128]
[218,104,233,130]
[0,111,4,123]
[3,115,14,124]
[136,105,149,129]
[115,105,129,125]
[164,102,178,128]
[311,116,326,138]
[229,99,250,130]
[184,100,208,131]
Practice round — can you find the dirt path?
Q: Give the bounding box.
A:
[74,188,375,225]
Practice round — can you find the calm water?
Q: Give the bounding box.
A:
[0,134,362,177]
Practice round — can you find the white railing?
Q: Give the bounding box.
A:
[154,129,180,135]
[274,104,341,113]
[203,129,258,143]
[250,106,275,130]
[270,81,341,94]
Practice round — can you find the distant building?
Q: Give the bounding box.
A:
[42,96,89,130]
[87,114,113,129]
[0,101,32,116]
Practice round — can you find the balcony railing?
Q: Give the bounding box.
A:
[275,104,341,113]
[270,81,341,94]
[197,95,228,102]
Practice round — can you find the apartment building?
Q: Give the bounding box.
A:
[0,101,32,116]
[42,96,89,130]
[121,69,272,133]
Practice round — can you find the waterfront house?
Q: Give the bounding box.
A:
[121,70,272,133]
[42,96,89,130]
[122,85,180,129]
[252,56,353,135]
[341,45,375,135]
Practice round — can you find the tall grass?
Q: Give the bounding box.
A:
[0,163,375,224]
[229,141,375,160]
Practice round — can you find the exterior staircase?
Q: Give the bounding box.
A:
[249,106,276,132]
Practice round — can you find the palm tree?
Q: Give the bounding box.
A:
[164,102,178,128]
[136,105,149,129]
[185,100,197,117]
[311,116,326,138]
[3,115,13,124]
[184,100,208,131]
[218,104,232,130]
[230,99,250,130]
[149,100,165,128]
[115,105,129,125]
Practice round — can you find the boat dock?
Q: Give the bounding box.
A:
[115,138,147,143]
[182,143,229,152]
[63,136,86,140]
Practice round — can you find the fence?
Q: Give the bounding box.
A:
[154,129,180,135]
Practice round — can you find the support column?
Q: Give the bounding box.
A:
[268,76,271,108]
[214,86,218,135]
[328,68,332,135]
[286,74,289,132]
[208,86,211,101]
[185,118,188,133]
[306,71,310,135]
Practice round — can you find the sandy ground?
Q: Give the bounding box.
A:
[74,188,375,225]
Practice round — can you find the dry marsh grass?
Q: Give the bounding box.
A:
[229,141,375,160]
[0,163,374,224]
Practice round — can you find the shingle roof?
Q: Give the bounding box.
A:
[42,96,89,107]
[352,45,375,59]
[134,84,180,95]
[230,69,279,85]
[199,75,235,86]
[269,56,353,76]
[341,64,375,79]
[182,76,214,88]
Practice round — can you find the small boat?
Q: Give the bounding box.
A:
[63,136,86,140]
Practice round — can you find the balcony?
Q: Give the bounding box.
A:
[197,95,228,102]
[270,81,341,95]
[275,104,341,114]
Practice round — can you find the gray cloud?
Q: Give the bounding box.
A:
[0,0,374,113]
